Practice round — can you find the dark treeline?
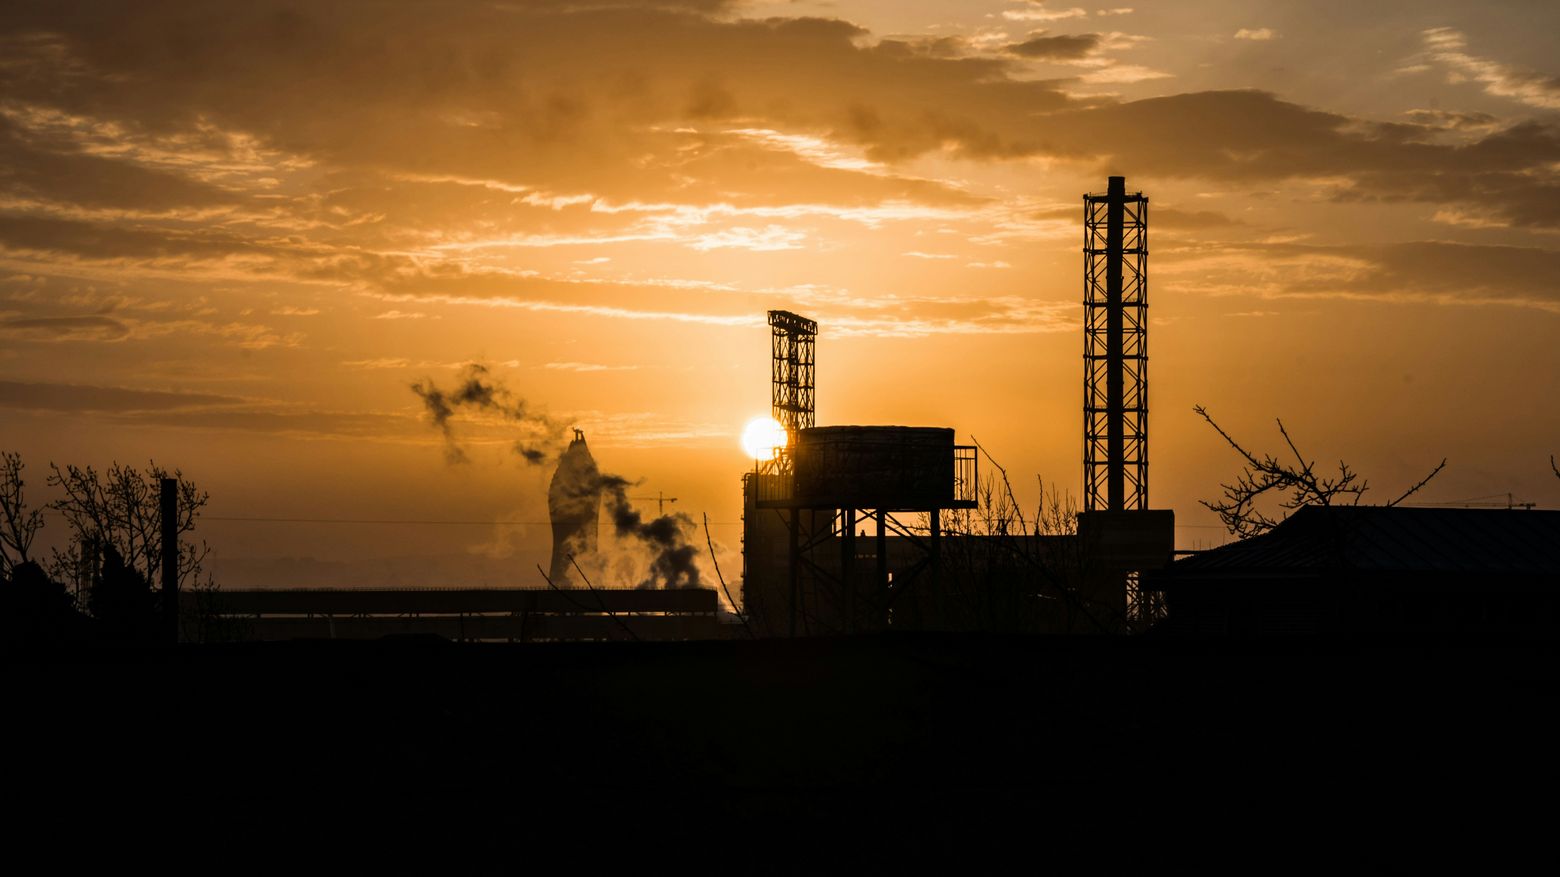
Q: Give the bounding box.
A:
[0,451,210,646]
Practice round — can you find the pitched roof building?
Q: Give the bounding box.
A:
[1145,506,1560,635]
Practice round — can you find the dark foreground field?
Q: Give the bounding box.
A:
[7,633,1555,864]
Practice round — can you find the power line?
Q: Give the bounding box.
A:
[197,514,743,526]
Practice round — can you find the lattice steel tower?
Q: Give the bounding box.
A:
[1083,176,1148,512]
[769,310,817,463]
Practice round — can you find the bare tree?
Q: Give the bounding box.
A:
[0,451,47,580]
[1195,405,1446,539]
[1035,476,1078,537]
[1552,455,1558,481]
[934,440,1111,633]
[46,461,213,597]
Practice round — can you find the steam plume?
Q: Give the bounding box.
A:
[411,365,703,590]
[411,363,568,464]
[598,475,702,590]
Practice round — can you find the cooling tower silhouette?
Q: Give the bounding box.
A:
[548,429,602,586]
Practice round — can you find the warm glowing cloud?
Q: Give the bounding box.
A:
[0,0,1557,579]
[1420,27,1560,110]
[1004,4,1089,23]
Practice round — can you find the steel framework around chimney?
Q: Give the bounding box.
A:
[769,310,817,465]
[1083,177,1148,513]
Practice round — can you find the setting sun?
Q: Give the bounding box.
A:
[740,416,789,461]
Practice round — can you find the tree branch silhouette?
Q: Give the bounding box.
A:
[0,451,46,580]
[1194,405,1446,539]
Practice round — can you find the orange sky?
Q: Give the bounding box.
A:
[2,0,1557,588]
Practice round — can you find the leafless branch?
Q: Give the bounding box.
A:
[1386,458,1448,507]
[0,451,47,578]
[1195,405,1446,538]
[569,553,639,642]
[704,513,752,638]
[969,435,1030,536]
[46,460,210,587]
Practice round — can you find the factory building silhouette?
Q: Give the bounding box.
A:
[739,176,1173,636]
[155,175,1557,642]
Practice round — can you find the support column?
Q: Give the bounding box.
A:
[929,509,941,621]
[160,477,179,645]
[1106,175,1125,511]
[841,509,856,633]
[875,510,887,629]
[787,509,799,638]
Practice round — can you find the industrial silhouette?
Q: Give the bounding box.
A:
[738,178,1174,636]
[4,177,1557,646]
[7,176,1558,857]
[548,428,602,587]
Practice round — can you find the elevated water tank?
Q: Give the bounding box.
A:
[792,426,957,510]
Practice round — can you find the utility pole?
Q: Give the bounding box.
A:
[160,478,179,645]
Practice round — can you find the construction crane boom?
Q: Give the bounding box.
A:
[628,491,679,516]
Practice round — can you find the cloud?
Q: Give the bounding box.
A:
[342,357,413,370]
[1162,239,1560,313]
[0,0,1557,350]
[1402,108,1500,133]
[0,314,128,341]
[0,379,238,412]
[687,224,805,251]
[1006,33,1101,60]
[1234,28,1276,41]
[6,1,1548,233]
[544,362,640,372]
[1421,27,1560,110]
[1153,207,1242,230]
[0,112,238,212]
[0,377,411,440]
[1077,63,1171,84]
[1004,4,1089,23]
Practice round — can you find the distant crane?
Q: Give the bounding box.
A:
[629,491,679,516]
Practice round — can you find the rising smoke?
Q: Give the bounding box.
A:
[412,363,704,590]
[595,474,702,590]
[411,363,567,464]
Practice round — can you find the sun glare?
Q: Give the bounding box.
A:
[740,416,788,460]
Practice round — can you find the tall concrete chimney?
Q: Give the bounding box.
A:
[548,429,601,586]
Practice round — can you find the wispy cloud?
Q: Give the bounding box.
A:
[342,357,521,370]
[341,357,413,369]
[1234,28,1276,41]
[0,314,129,341]
[687,225,806,252]
[1421,27,1560,110]
[544,362,640,373]
[1078,63,1171,84]
[1004,4,1088,23]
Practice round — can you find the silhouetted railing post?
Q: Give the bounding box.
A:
[160,477,178,645]
[841,509,856,633]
